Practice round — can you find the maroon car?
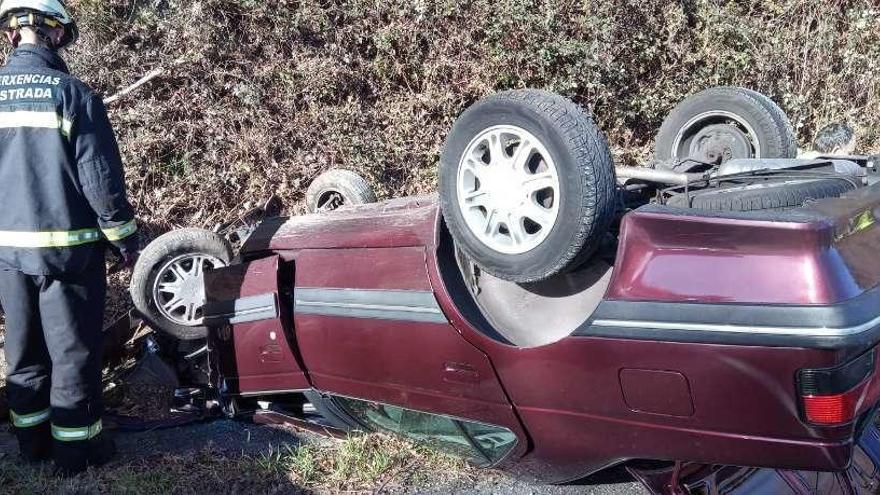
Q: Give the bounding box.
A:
[131,88,880,494]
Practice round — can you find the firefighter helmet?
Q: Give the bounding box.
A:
[0,0,77,48]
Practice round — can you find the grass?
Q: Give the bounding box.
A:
[255,433,467,491]
[0,433,469,495]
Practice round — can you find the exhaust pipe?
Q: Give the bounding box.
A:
[615,166,703,186]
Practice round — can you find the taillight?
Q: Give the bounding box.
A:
[798,350,876,426]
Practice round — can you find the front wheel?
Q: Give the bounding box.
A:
[439,89,617,283]
[130,229,234,341]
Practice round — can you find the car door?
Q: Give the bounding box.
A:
[204,255,311,396]
[291,245,526,465]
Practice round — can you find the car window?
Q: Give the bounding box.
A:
[333,397,517,467]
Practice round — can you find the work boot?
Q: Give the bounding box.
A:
[14,422,52,463]
[53,431,117,476]
[87,431,117,467]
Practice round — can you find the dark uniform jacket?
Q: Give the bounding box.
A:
[0,45,137,275]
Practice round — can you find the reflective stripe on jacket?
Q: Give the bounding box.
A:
[0,45,138,275]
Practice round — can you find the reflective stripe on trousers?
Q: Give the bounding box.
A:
[10,408,51,428]
[52,420,103,442]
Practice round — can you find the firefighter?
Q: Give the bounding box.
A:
[0,0,138,474]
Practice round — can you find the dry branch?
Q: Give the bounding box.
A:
[103,68,165,106]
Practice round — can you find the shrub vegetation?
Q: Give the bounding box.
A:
[52,0,880,229]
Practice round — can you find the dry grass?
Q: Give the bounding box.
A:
[0,433,468,495]
[39,0,880,241]
[254,433,469,492]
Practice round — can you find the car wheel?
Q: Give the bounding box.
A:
[303,391,362,431]
[655,87,797,164]
[306,169,377,213]
[664,177,859,211]
[439,89,617,283]
[130,229,234,341]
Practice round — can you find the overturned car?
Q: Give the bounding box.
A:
[131,87,880,494]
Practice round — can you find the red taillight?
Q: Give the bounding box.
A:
[802,386,864,425]
[798,350,875,426]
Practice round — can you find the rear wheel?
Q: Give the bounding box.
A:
[439,89,617,283]
[656,87,797,164]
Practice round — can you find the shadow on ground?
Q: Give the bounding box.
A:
[0,420,315,494]
[0,418,316,463]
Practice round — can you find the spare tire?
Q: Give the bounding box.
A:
[131,229,234,341]
[439,89,617,283]
[306,169,377,213]
[665,177,858,212]
[656,87,797,164]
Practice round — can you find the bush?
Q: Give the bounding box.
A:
[52,0,880,230]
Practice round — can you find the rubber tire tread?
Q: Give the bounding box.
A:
[655,86,797,161]
[303,391,362,431]
[731,87,798,159]
[439,89,617,283]
[130,228,234,341]
[306,169,377,213]
[666,178,857,212]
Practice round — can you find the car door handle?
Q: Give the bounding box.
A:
[443,362,481,383]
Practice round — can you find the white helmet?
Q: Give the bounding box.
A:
[0,0,77,48]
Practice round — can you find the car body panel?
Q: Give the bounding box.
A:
[630,417,880,495]
[608,186,880,305]
[242,196,437,255]
[606,209,859,304]
[209,187,880,487]
[427,238,873,481]
[204,255,310,395]
[289,244,530,461]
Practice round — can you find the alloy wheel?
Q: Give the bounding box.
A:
[456,125,561,255]
[152,253,226,326]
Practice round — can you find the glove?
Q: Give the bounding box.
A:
[121,251,139,270]
[109,251,139,274]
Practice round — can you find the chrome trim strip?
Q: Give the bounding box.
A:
[296,300,442,315]
[295,288,448,324]
[239,389,309,398]
[204,293,278,325]
[591,314,880,338]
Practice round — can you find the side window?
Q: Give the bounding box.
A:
[334,397,517,467]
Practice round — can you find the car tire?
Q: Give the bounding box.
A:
[665,177,858,212]
[655,87,797,164]
[303,391,362,431]
[306,169,377,213]
[130,229,234,341]
[439,89,617,283]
